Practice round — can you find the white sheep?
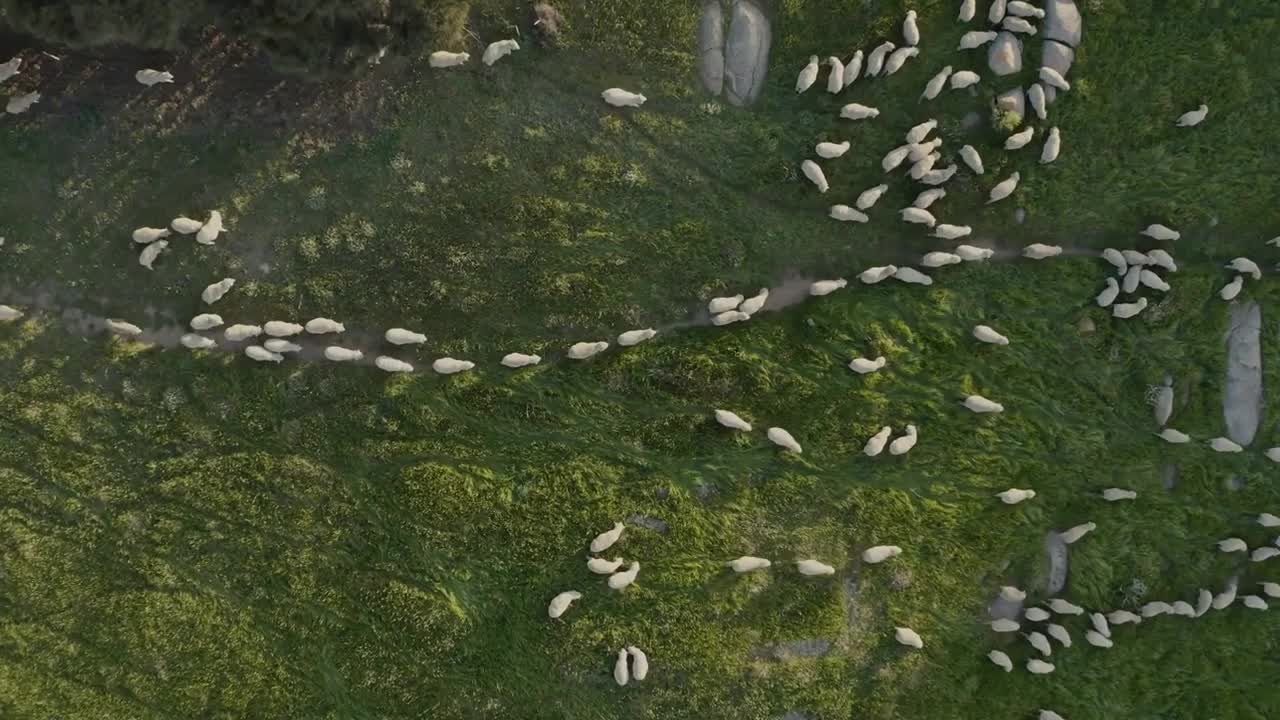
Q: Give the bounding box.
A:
[591,523,625,552]
[568,341,609,360]
[1156,427,1190,444]
[987,172,1020,203]
[1243,595,1269,610]
[997,488,1035,504]
[895,627,923,649]
[1170,601,1196,617]
[739,289,769,315]
[922,66,953,100]
[1002,16,1037,34]
[609,564,644,595]
[171,217,203,234]
[1025,607,1050,622]
[429,51,470,68]
[5,91,39,115]
[1028,84,1048,120]
[375,356,414,373]
[949,70,980,89]
[796,559,835,576]
[324,346,363,362]
[1102,488,1137,501]
[1111,298,1148,319]
[1141,223,1181,241]
[1176,104,1209,127]
[1226,257,1262,279]
[830,205,870,223]
[132,227,171,244]
[1251,547,1279,562]
[1047,598,1083,615]
[190,314,223,331]
[1107,609,1141,625]
[728,556,772,573]
[1027,659,1055,674]
[1147,249,1177,272]
[801,160,829,192]
[224,324,262,342]
[1004,127,1035,150]
[1084,630,1113,648]
[1122,266,1142,294]
[202,278,235,305]
[1195,589,1213,616]
[920,165,958,185]
[958,31,997,50]
[1208,436,1243,453]
[135,69,174,86]
[1045,623,1072,647]
[888,424,918,455]
[909,152,940,179]
[908,138,942,161]
[859,266,897,284]
[385,328,427,345]
[959,0,977,21]
[1060,522,1096,544]
[628,646,649,681]
[547,590,581,619]
[264,321,303,337]
[482,39,520,66]
[1220,275,1244,301]
[862,545,902,564]
[843,51,864,88]
[0,304,19,322]
[1039,66,1070,91]
[715,409,753,432]
[1023,243,1061,260]
[1139,269,1170,292]
[903,9,921,45]
[931,225,972,241]
[613,648,630,686]
[810,278,848,295]
[588,557,624,574]
[826,56,845,93]
[856,184,890,211]
[1027,631,1052,656]
[865,42,896,77]
[863,426,892,456]
[1212,583,1237,610]
[1008,1,1046,17]
[1265,448,1280,463]
[893,267,933,286]
[1122,249,1152,265]
[501,352,541,368]
[955,245,994,261]
[883,47,919,76]
[264,339,302,353]
[951,147,984,179]
[840,103,880,120]
[972,325,1009,345]
[601,88,646,107]
[922,251,961,267]
[816,141,851,159]
[1260,582,1280,598]
[988,650,1013,672]
[882,145,912,172]
[849,356,887,374]
[914,188,947,209]
[245,345,283,363]
[195,210,224,245]
[617,328,657,346]
[964,395,1004,413]
[1001,586,1026,601]
[1101,248,1127,274]
[796,55,820,92]
[0,57,20,84]
[767,427,802,454]
[433,357,475,375]
[1040,127,1061,164]
[1218,538,1248,553]
[179,333,215,349]
[138,240,167,270]
[988,0,1008,22]
[900,207,937,226]
[712,310,749,326]
[1140,601,1172,618]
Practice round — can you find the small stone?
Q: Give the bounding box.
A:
[962,111,983,129]
[988,32,1023,76]
[1076,316,1095,335]
[1044,0,1083,47]
[1014,207,1027,224]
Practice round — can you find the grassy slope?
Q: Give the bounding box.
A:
[2,1,1279,718]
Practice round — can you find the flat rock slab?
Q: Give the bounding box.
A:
[1044,0,1083,47]
[988,32,1023,76]
[1224,301,1262,446]
[1041,40,1075,103]
[722,0,772,106]
[1044,531,1069,595]
[697,0,725,96]
[626,513,670,534]
[996,87,1026,120]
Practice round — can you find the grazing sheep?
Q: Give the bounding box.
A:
[1260,582,1280,598]
[1025,607,1050,622]
[591,522,625,553]
[609,562,642,590]
[1208,436,1243,453]
[617,328,657,346]
[712,310,749,326]
[1047,599,1083,615]
[796,559,835,576]
[956,245,994,261]
[865,42,896,77]
[1028,84,1047,120]
[949,70,980,89]
[1141,223,1181,241]
[1243,595,1269,610]
[1039,66,1070,91]
[386,328,427,345]
[225,324,262,342]
[1002,16,1037,34]
[922,251,962,267]
[1212,582,1237,610]
[190,314,223,331]
[324,346,363,362]
[888,424,918,455]
[135,69,174,86]
[1023,243,1061,260]
[1027,631,1052,656]
[1176,104,1209,127]
[859,266,897,284]
[715,409,752,432]
[728,556,772,573]
[1004,127,1035,150]
[849,356,888,374]
[1122,266,1142,294]
[264,339,301,353]
[1101,248,1127,274]
[988,0,1008,23]
[107,319,143,336]
[1265,448,1280,463]
[1195,589,1213,617]
[922,66,953,100]
[264,321,303,337]
[0,305,22,322]
[900,207,937,226]
[1170,601,1195,617]
[796,55,820,92]
[997,488,1036,504]
[903,10,921,45]
[132,227,171,244]
[602,88,646,107]
[1122,249,1152,266]
[1226,257,1262,279]
[1107,610,1142,625]
[547,590,582,619]
[1026,659,1055,674]
[843,51,864,88]
[864,426,893,456]
[893,267,933,285]
[988,650,1013,671]
[957,145,985,175]
[840,103,880,120]
[883,145,912,171]
[1102,488,1138,501]
[1220,275,1244,301]
[613,648,630,686]
[987,172,1020,203]
[138,240,167,269]
[171,217,203,234]
[628,646,649,681]
[958,31,998,49]
[375,356,414,373]
[739,289,769,315]
[895,627,923,649]
[588,557,624,574]
[567,341,609,360]
[0,57,20,84]
[202,278,236,305]
[482,39,520,66]
[810,278,848,295]
[973,325,1009,345]
[501,352,541,368]
[914,188,947,209]
[1141,601,1173,617]
[1147,249,1178,272]
[826,56,845,93]
[1218,538,1248,553]
[908,140,942,162]
[1259,513,1280,527]
[245,345,283,363]
[195,211,224,245]
[708,295,744,313]
[767,427,802,454]
[1009,1,1046,17]
[883,47,919,76]
[830,205,871,223]
[1040,127,1061,164]
[909,152,940,179]
[1060,522,1096,545]
[920,165,958,185]
[429,51,469,67]
[180,333,215,349]
[1157,428,1190,443]
[862,545,902,564]
[6,91,39,114]
[1084,630,1113,648]
[1139,269,1170,292]
[1251,547,1279,562]
[801,160,829,192]
[964,395,1004,413]
[959,0,977,21]
[857,184,890,211]
[1111,298,1148,319]
[816,141,851,159]
[1045,623,1072,647]
[432,357,475,375]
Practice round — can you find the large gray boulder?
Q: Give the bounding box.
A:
[1040,40,1075,103]
[697,1,725,96]
[722,0,771,106]
[1044,0,1083,47]
[1223,301,1262,446]
[988,32,1023,76]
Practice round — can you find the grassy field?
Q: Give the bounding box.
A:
[2,1,1279,718]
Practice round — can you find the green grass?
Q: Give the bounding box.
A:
[2,1,1280,719]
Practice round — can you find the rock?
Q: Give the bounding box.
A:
[988,32,1023,76]
[1014,207,1027,224]
[1227,475,1244,491]
[962,111,983,130]
[722,0,771,107]
[697,0,725,96]
[1044,0,1083,47]
[1161,462,1178,490]
[626,514,670,534]
[1223,301,1262,445]
[1076,316,1095,335]
[1041,41,1075,104]
[1044,531,1069,595]
[532,3,565,46]
[988,589,1024,622]
[996,87,1026,120]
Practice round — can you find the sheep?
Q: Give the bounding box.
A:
[857,184,890,211]
[816,141,851,159]
[1260,513,1280,527]
[1040,127,1061,164]
[602,88,647,107]
[1024,607,1050,621]
[991,618,1020,633]
[1027,631,1052,656]
[202,278,236,305]
[433,357,475,375]
[988,650,1013,672]
[796,55,820,92]
[1047,599,1083,615]
[865,42,896,77]
[386,328,427,345]
[1045,623,1072,647]
[739,289,769,315]
[972,325,1009,345]
[1226,257,1262,279]
[324,346,363,362]
[618,328,657,346]
[1211,582,1237,610]
[138,240,168,269]
[1122,249,1151,266]
[1141,223,1181,241]
[900,207,937,226]
[959,0,977,21]
[264,339,302,353]
[1060,522,1096,545]
[707,295,745,315]
[1004,127,1035,150]
[1217,537,1248,553]
[1084,631,1113,648]
[1107,609,1141,625]
[988,0,1008,23]
[840,103,880,120]
[105,319,143,337]
[1023,243,1062,260]
[1039,67,1070,91]
[1009,1,1046,17]
[796,559,835,576]
[920,165,958,186]
[225,324,262,342]
[895,627,923,649]
[5,91,39,115]
[501,352,541,368]
[190,314,223,331]
[893,267,933,285]
[628,646,649,681]
[810,278,848,295]
[862,545,902,564]
[922,251,962,267]
[1002,16,1037,34]
[1251,547,1279,562]
[849,356,887,374]
[1026,659,1055,674]
[902,9,921,45]
[801,160,829,192]
[1176,104,1209,127]
[588,557,624,574]
[883,47,919,76]
[1261,582,1280,599]
[712,310,749,326]
[826,56,845,93]
[715,409,753,432]
[907,118,940,143]
[245,345,283,363]
[958,31,998,50]
[567,341,609,360]
[1268,236,1280,248]
[728,556,772,573]
[135,68,175,87]
[864,426,893,456]
[608,563,640,590]
[767,427,802,454]
[1220,275,1244,301]
[1141,601,1173,617]
[888,424,918,455]
[964,395,1004,413]
[830,205,870,223]
[132,227,171,244]
[1111,298,1148,319]
[171,217,203,234]
[953,146,984,177]
[1139,269,1170,292]
[482,39,520,66]
[882,145,912,171]
[955,245,994,261]
[375,356,414,373]
[179,332,218,349]
[429,51,470,68]
[591,522,625,552]
[0,304,22,322]
[1243,595,1269,610]
[613,649,630,686]
[1208,436,1243,453]
[844,51,864,88]
[1102,488,1138,501]
[1147,249,1178,272]
[987,172,1020,203]
[1101,248,1127,274]
[909,152,940,179]
[1000,586,1026,601]
[929,226,972,244]
[547,590,581,619]
[914,188,947,209]
[264,321,303,337]
[1195,589,1213,617]
[949,70,980,89]
[860,266,898,284]
[1028,84,1048,120]
[997,488,1035,504]
[0,57,20,84]
[922,66,953,100]
[1155,427,1190,444]
[1122,266,1142,294]
[1170,601,1195,617]
[195,210,224,245]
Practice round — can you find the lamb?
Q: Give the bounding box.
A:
[613,649,629,686]
[997,488,1035,504]
[1175,104,1209,127]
